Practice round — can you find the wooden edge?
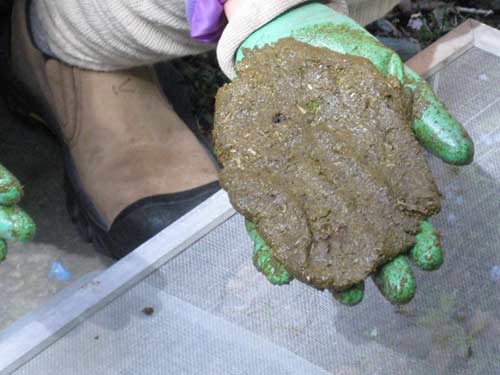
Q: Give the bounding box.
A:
[406,19,478,77]
[473,22,500,58]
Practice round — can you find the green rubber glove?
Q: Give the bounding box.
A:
[236,3,472,306]
[0,164,36,262]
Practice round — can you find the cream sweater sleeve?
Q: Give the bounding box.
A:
[217,0,349,78]
[32,0,214,71]
[32,0,397,75]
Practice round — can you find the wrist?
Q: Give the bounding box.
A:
[224,0,244,21]
[236,3,339,63]
[216,0,318,78]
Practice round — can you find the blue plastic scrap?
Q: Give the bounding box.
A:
[49,261,72,281]
[490,266,500,284]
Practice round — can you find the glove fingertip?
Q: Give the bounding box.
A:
[331,281,365,306]
[373,255,416,305]
[266,269,292,286]
[0,165,23,205]
[252,239,292,286]
[405,68,475,166]
[0,206,36,242]
[413,116,474,166]
[411,221,444,271]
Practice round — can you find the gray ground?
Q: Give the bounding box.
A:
[0,100,113,332]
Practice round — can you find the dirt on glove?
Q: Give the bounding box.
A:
[214,38,441,291]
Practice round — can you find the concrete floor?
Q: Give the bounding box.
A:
[0,99,113,332]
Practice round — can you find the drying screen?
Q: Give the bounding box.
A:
[13,47,500,375]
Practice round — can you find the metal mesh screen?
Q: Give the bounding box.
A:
[12,47,500,375]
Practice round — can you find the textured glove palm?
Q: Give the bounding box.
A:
[235,3,473,305]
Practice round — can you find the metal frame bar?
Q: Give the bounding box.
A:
[0,191,235,374]
[1,18,500,375]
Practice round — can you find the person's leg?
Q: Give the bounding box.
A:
[8,0,219,258]
[346,0,400,26]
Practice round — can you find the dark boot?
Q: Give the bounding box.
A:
[6,0,220,258]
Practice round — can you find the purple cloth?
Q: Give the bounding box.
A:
[186,0,228,43]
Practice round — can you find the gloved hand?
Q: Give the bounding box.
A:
[0,164,36,262]
[235,3,474,306]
